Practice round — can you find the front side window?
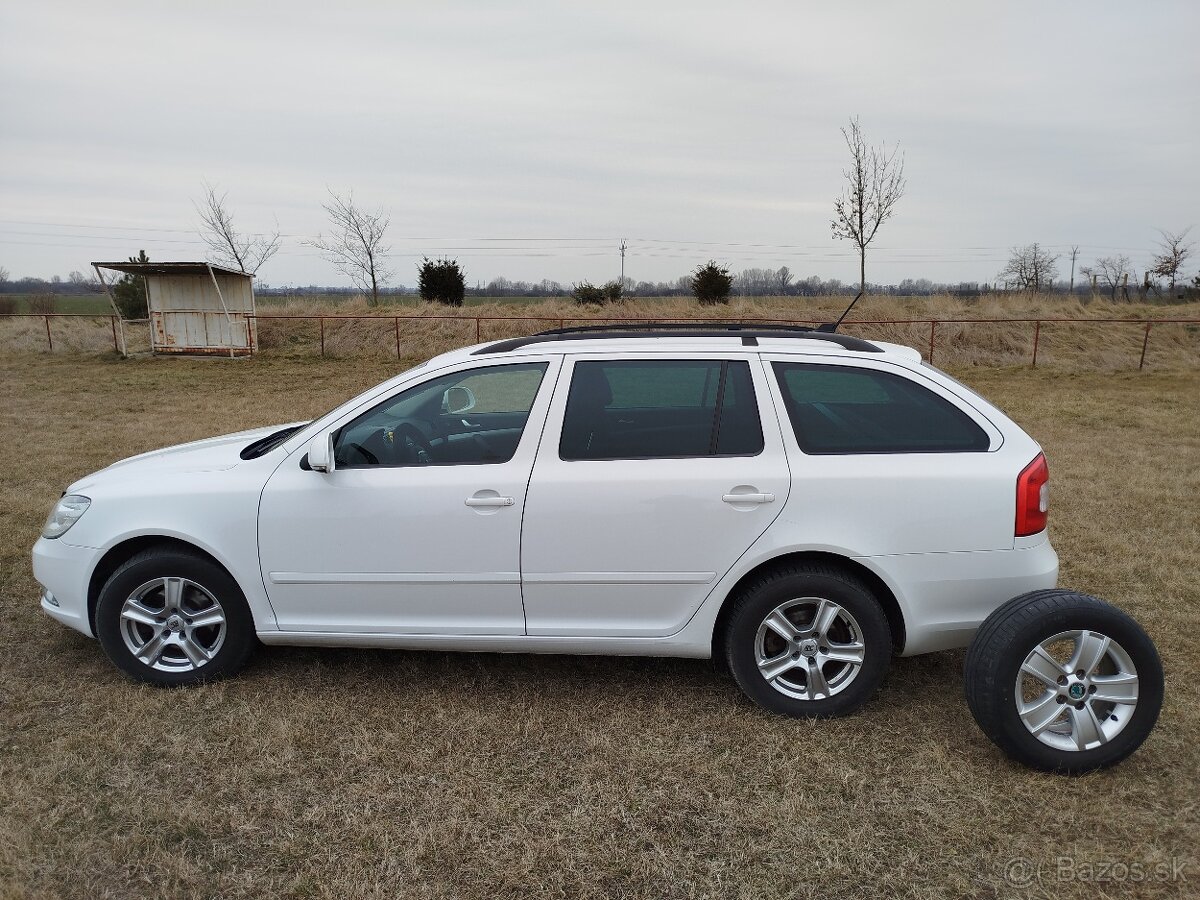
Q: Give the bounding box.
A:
[559,360,764,460]
[773,362,990,454]
[333,363,548,468]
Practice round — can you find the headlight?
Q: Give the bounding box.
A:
[42,494,91,539]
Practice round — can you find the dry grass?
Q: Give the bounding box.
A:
[3,294,1199,370]
[1,351,1197,899]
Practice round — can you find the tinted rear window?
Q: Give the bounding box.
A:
[773,362,989,454]
[560,360,763,460]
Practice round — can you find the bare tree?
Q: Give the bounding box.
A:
[775,265,794,295]
[0,265,8,284]
[1080,254,1132,301]
[831,116,906,293]
[195,183,281,274]
[306,190,392,305]
[997,243,1059,293]
[1150,227,1194,296]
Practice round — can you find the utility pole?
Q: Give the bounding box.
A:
[1069,245,1079,295]
[619,239,627,285]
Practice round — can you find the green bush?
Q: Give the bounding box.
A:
[418,257,466,306]
[572,280,623,305]
[111,251,149,319]
[691,260,733,305]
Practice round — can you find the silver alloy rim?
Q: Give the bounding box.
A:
[1015,629,1139,752]
[119,577,227,673]
[755,597,866,700]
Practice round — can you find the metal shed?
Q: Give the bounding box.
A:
[93,261,257,356]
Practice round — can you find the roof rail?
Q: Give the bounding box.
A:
[472,322,883,355]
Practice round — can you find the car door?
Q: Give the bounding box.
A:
[520,354,791,637]
[258,357,560,634]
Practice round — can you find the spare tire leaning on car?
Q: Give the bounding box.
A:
[964,590,1163,774]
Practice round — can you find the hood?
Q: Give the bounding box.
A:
[70,422,307,490]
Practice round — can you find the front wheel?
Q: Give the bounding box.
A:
[724,564,892,718]
[964,590,1164,773]
[94,547,257,687]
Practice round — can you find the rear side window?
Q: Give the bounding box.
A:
[772,362,989,454]
[560,360,764,460]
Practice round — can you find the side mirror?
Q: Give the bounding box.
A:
[442,385,477,415]
[306,431,335,473]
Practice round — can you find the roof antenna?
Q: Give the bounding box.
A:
[817,290,864,333]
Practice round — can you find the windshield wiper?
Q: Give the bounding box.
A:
[240,424,308,460]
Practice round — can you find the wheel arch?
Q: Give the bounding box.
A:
[711,551,906,658]
[86,535,234,635]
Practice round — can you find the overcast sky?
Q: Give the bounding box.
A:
[2,1,1197,288]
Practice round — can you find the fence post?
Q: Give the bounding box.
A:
[319,317,325,357]
[45,315,53,351]
[1031,321,1041,368]
[1139,322,1152,370]
[475,317,481,343]
[928,320,936,363]
[395,317,401,359]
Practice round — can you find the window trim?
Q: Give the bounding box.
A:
[557,358,766,462]
[771,360,993,456]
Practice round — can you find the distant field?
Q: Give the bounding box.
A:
[3,293,1198,370]
[1,352,1196,899]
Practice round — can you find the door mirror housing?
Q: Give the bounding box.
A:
[442,386,476,415]
[306,431,335,473]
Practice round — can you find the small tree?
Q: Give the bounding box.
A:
[111,250,150,318]
[831,116,906,293]
[691,260,733,305]
[1150,227,1194,296]
[1080,254,1132,301]
[418,257,466,306]
[306,189,392,306]
[997,243,1059,293]
[195,182,280,274]
[0,265,9,284]
[601,280,623,303]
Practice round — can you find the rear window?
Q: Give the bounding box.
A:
[773,362,989,454]
[560,360,764,460]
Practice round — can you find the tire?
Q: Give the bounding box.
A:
[724,564,892,718]
[94,547,257,687]
[964,590,1163,773]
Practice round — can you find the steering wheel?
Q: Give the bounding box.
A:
[391,422,436,465]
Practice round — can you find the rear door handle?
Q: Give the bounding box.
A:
[465,495,514,508]
[722,492,775,504]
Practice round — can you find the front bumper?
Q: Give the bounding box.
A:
[32,536,98,637]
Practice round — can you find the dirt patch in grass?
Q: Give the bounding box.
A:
[1,353,1197,899]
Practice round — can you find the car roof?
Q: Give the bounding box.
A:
[433,333,924,367]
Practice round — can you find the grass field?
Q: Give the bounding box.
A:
[1,352,1198,899]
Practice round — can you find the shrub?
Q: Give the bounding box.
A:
[572,281,605,305]
[110,251,150,319]
[0,297,16,315]
[417,257,466,306]
[691,260,733,305]
[27,294,57,314]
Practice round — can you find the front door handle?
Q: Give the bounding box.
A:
[465,495,514,508]
[722,492,775,504]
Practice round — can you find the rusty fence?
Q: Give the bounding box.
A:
[3,312,1199,370]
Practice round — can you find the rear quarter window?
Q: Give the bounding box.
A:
[773,362,990,454]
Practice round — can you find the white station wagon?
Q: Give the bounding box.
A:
[35,324,1061,722]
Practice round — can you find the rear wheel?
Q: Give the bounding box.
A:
[95,547,257,686]
[965,591,1163,773]
[724,564,892,718]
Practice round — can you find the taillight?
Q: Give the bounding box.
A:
[1015,453,1049,537]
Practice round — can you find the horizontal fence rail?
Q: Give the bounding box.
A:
[2,312,1198,370]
